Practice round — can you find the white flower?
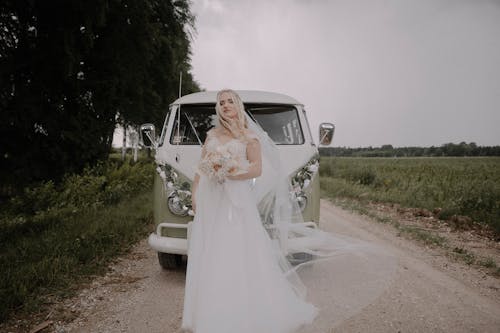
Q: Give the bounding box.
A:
[303,179,310,188]
[198,149,242,184]
[308,164,318,173]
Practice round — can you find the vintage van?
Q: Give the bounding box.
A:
[140,90,334,269]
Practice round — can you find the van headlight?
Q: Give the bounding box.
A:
[168,195,189,216]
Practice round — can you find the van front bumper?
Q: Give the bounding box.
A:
[147,222,190,255]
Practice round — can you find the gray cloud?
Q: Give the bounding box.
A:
[189,0,500,147]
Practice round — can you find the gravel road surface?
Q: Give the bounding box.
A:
[53,199,500,333]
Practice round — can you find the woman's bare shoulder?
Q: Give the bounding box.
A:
[203,128,218,145]
[244,129,260,143]
[207,127,220,137]
[244,128,258,137]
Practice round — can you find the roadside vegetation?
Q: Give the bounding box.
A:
[0,156,155,323]
[320,156,500,275]
[320,142,500,157]
[1,0,199,328]
[320,157,500,234]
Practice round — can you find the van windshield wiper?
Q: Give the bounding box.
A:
[183,111,202,145]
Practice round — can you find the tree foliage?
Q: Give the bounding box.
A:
[0,0,199,194]
[320,142,500,157]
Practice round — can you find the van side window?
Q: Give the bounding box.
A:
[169,105,216,145]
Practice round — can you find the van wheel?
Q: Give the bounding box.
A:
[158,252,183,269]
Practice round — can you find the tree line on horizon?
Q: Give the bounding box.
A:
[320,142,500,157]
[0,0,200,195]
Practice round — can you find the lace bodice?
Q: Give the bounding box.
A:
[205,136,246,159]
[207,129,259,156]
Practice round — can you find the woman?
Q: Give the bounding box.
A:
[181,89,318,333]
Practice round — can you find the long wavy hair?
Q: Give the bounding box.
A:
[215,89,248,140]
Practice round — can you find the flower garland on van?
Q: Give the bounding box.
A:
[156,153,320,217]
[156,164,194,216]
[290,154,320,198]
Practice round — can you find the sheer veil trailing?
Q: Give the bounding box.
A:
[243,114,398,331]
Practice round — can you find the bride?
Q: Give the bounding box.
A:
[181,89,318,333]
[181,89,397,333]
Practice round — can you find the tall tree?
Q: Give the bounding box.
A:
[0,0,199,194]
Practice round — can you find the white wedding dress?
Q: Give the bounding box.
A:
[181,133,318,333]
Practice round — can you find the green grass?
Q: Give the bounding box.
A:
[331,198,447,248]
[452,247,476,265]
[321,157,500,273]
[320,157,500,234]
[478,257,497,269]
[0,158,155,323]
[397,225,447,247]
[328,197,500,273]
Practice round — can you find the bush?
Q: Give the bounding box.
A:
[0,158,155,322]
[6,159,153,215]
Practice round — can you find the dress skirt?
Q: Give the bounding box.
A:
[181,176,317,333]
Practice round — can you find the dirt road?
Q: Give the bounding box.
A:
[53,200,500,333]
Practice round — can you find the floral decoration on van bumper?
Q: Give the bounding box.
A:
[290,154,320,211]
[156,164,194,216]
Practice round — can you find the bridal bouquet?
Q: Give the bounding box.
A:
[198,148,248,184]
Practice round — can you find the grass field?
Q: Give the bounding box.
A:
[319,157,500,234]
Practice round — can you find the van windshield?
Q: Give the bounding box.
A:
[169,104,304,145]
[247,105,304,145]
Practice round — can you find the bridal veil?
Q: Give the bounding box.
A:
[243,114,398,331]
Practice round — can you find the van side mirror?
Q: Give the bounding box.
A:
[140,123,157,149]
[319,123,335,146]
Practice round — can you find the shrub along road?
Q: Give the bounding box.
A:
[23,200,500,333]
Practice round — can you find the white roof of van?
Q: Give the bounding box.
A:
[171,90,302,105]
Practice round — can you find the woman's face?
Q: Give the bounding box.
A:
[218,92,238,120]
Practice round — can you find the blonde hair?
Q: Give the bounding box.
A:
[215,89,248,140]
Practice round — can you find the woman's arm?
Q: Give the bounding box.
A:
[227,138,262,180]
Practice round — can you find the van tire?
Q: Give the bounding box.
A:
[158,252,182,269]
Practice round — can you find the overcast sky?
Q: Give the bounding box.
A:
[187,0,500,147]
